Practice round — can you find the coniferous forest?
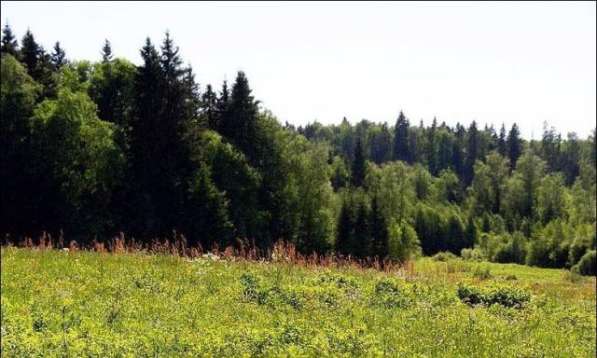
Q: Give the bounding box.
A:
[1,25,596,275]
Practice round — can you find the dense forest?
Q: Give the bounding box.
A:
[1,25,595,274]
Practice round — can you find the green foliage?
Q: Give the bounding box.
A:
[388,220,420,262]
[432,251,458,262]
[572,250,596,276]
[1,54,40,233]
[457,284,530,308]
[492,232,527,264]
[185,166,234,249]
[30,88,123,234]
[461,247,486,261]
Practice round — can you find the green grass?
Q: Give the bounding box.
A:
[1,247,595,357]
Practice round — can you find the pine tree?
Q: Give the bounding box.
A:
[1,24,19,57]
[351,137,366,187]
[498,123,507,156]
[101,39,113,62]
[369,195,389,259]
[50,42,66,70]
[393,111,410,162]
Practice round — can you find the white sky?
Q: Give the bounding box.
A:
[2,1,595,138]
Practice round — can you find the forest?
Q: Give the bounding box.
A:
[1,25,596,275]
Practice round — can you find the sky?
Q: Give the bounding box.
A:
[2,1,595,138]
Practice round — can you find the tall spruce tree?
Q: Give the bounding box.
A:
[351,137,366,187]
[353,201,370,259]
[452,123,465,180]
[370,123,392,164]
[498,123,507,156]
[101,39,113,62]
[464,214,478,248]
[185,166,234,249]
[507,123,522,171]
[464,121,479,186]
[201,84,218,129]
[393,111,410,162]
[50,42,66,70]
[427,117,438,175]
[369,195,389,259]
[335,199,354,256]
[20,29,40,79]
[1,24,19,57]
[221,72,260,163]
[129,37,165,235]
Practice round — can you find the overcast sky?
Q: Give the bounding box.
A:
[2,1,595,138]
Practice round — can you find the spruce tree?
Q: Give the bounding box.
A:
[222,72,260,163]
[353,201,370,259]
[427,117,438,175]
[393,111,410,162]
[50,42,66,70]
[1,24,19,57]
[101,39,113,62]
[464,215,478,248]
[351,137,366,187]
[463,121,479,186]
[498,123,507,156]
[452,124,465,180]
[446,215,465,254]
[201,84,218,129]
[369,195,389,259]
[129,37,164,235]
[335,199,354,256]
[185,166,234,249]
[370,123,392,164]
[507,123,522,171]
[20,29,40,78]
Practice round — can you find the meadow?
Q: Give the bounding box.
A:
[1,246,595,357]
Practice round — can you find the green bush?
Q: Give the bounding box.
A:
[457,284,530,308]
[432,251,458,262]
[372,279,411,308]
[461,247,485,261]
[472,266,493,280]
[572,250,596,276]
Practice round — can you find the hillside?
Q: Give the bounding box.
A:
[1,247,595,357]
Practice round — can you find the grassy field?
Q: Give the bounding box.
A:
[1,247,595,357]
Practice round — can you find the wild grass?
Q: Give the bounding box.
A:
[1,246,595,357]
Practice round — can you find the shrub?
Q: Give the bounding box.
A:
[432,251,458,262]
[492,232,527,264]
[457,284,530,308]
[472,266,493,280]
[461,248,485,261]
[572,250,596,276]
[372,279,411,308]
[240,273,268,304]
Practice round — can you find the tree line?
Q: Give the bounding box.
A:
[1,25,595,274]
